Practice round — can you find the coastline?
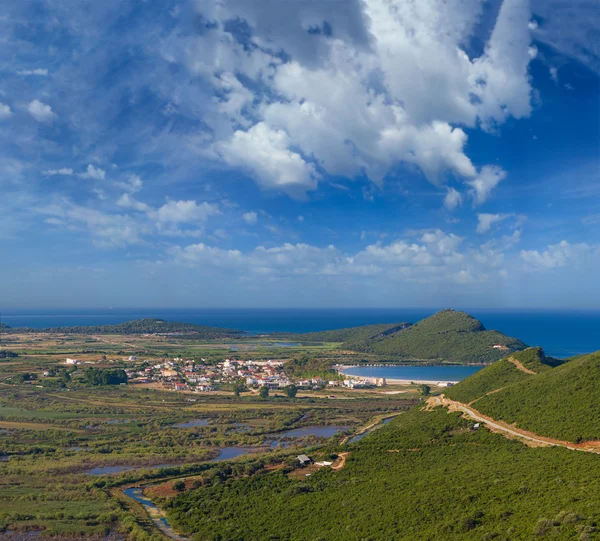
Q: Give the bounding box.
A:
[338,366,467,386]
[343,375,459,386]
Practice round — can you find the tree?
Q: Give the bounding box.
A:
[172,480,186,492]
[84,368,127,386]
[233,381,246,397]
[285,385,298,398]
[419,384,431,396]
[259,386,269,399]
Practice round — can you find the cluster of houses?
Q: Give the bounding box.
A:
[62,355,385,393]
[124,357,299,393]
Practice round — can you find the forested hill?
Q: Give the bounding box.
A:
[8,318,243,339]
[447,348,600,442]
[312,309,527,363]
[292,322,411,343]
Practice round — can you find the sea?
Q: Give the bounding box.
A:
[1,308,599,359]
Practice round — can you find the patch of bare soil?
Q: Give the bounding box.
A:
[331,452,349,471]
[145,477,204,499]
[507,356,537,375]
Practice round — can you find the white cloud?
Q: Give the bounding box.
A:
[170,243,243,267]
[93,188,108,201]
[217,122,319,199]
[116,174,143,193]
[192,0,535,199]
[42,168,73,176]
[155,200,220,223]
[520,240,592,270]
[467,166,507,206]
[116,193,151,213]
[444,188,462,211]
[28,100,57,123]
[78,164,106,180]
[297,216,305,223]
[243,212,258,225]
[39,200,147,247]
[476,213,510,234]
[17,68,49,76]
[549,66,559,82]
[0,103,12,119]
[171,228,512,285]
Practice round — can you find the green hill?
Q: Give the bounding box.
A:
[445,347,560,404]
[462,350,600,442]
[167,404,600,540]
[165,349,600,540]
[12,318,242,339]
[343,309,527,363]
[294,322,410,343]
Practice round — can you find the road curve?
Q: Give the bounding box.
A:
[432,396,600,455]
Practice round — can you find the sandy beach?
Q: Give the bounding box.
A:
[339,368,460,386]
[383,378,459,386]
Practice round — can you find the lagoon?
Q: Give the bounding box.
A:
[341,365,483,383]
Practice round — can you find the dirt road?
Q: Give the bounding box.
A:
[507,356,537,375]
[430,396,600,454]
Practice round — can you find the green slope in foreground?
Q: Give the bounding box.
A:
[342,309,527,363]
[444,347,560,404]
[167,405,600,541]
[450,349,600,442]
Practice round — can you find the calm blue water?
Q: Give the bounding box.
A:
[267,425,350,439]
[1,308,598,358]
[211,447,251,462]
[347,417,395,444]
[342,365,484,382]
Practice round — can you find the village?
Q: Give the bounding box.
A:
[63,356,385,393]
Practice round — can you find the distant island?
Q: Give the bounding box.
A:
[4,318,243,340]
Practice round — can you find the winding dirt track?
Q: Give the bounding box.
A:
[431,396,600,454]
[506,356,537,375]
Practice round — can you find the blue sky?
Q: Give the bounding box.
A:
[1,0,599,309]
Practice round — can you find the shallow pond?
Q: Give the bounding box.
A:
[210,447,252,462]
[124,487,158,509]
[267,425,350,439]
[84,463,184,475]
[171,419,209,428]
[347,417,395,444]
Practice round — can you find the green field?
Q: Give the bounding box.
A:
[0,337,416,539]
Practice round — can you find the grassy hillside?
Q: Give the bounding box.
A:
[11,318,242,339]
[472,350,600,442]
[445,347,557,404]
[346,310,527,363]
[167,406,600,541]
[294,322,410,343]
